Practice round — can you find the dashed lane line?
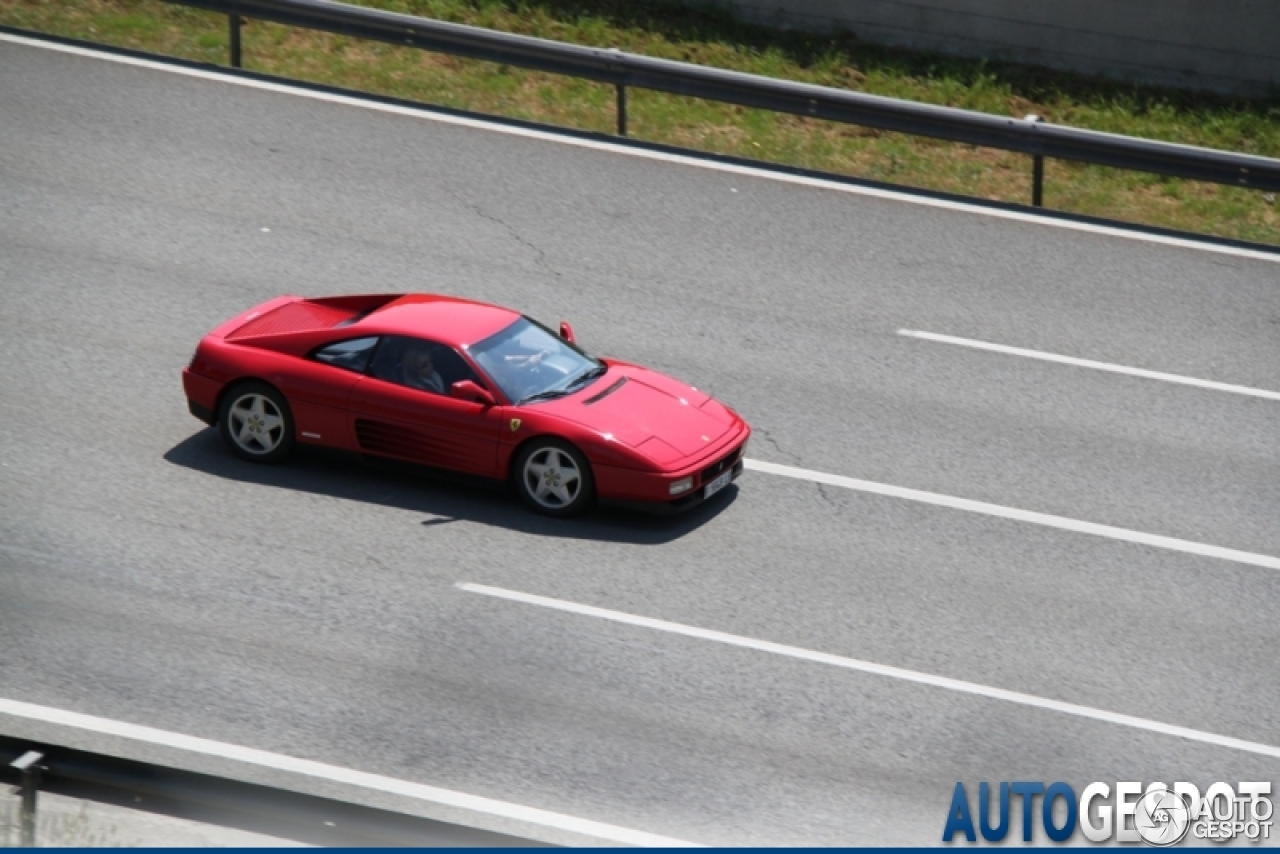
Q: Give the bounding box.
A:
[744,459,1280,572]
[459,582,1280,761]
[898,330,1280,401]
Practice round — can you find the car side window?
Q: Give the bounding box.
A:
[313,337,380,373]
[369,335,485,396]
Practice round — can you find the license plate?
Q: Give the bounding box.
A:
[703,469,733,499]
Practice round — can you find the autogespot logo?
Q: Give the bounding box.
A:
[1133,788,1192,846]
[943,781,1273,845]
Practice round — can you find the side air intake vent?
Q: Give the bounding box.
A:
[355,419,431,460]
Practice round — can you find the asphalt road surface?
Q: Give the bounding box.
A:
[1,35,1277,845]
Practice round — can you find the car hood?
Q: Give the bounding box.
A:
[536,365,734,457]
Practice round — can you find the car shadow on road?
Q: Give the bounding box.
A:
[163,429,737,545]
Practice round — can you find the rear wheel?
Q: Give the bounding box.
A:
[218,381,295,464]
[514,439,594,517]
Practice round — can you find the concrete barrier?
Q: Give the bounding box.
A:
[703,0,1280,97]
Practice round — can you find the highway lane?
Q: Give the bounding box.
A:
[1,37,1278,844]
[3,40,1276,556]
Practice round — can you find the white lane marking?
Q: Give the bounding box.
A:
[744,459,1280,571]
[459,583,1280,761]
[899,329,1280,401]
[3,32,1279,265]
[0,698,699,847]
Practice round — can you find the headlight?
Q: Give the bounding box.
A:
[669,476,693,495]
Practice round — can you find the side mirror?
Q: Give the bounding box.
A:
[450,379,496,406]
[559,321,576,345]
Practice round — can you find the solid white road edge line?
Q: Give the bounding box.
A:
[3,31,1279,266]
[458,582,1280,761]
[744,459,1280,571]
[0,698,699,848]
[899,329,1280,401]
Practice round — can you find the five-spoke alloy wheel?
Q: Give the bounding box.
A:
[515,439,594,517]
[218,381,295,464]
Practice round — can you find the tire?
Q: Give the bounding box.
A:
[218,381,295,464]
[514,438,595,517]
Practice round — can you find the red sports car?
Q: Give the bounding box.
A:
[182,294,750,516]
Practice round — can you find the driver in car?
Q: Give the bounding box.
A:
[401,344,445,394]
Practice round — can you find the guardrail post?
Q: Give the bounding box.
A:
[1025,114,1044,206]
[229,13,242,67]
[605,48,627,137]
[11,750,43,847]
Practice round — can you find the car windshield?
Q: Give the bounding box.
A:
[469,317,604,404]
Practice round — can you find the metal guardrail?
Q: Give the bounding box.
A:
[161,0,1280,208]
[0,738,546,847]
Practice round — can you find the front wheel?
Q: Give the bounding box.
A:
[218,381,295,464]
[514,439,595,517]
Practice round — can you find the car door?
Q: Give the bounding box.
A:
[269,335,381,450]
[346,335,504,476]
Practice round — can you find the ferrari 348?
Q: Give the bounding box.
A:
[182,293,749,516]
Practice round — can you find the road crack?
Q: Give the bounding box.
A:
[457,195,559,278]
[755,427,801,465]
[816,482,844,515]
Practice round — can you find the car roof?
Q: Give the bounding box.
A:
[359,294,521,348]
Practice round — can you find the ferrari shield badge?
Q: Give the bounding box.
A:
[510,418,522,432]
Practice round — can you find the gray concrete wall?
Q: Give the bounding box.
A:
[705,0,1280,97]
